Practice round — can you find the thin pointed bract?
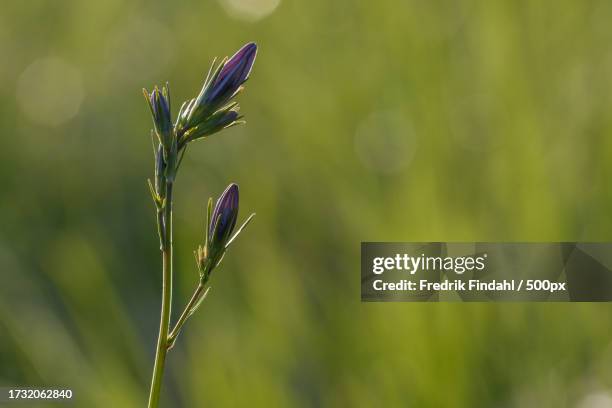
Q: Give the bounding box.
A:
[225,212,256,248]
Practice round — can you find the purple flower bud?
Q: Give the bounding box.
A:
[218,43,257,85]
[204,43,257,106]
[176,43,257,144]
[209,183,240,250]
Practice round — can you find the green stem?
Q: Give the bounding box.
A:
[148,182,174,408]
[168,283,205,346]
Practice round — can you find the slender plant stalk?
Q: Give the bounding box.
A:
[143,42,257,407]
[148,183,173,408]
[168,283,205,346]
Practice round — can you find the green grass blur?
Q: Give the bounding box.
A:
[2,1,612,407]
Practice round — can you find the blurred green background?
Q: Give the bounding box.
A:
[2,1,612,407]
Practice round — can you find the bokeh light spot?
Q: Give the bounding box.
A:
[218,0,281,22]
[578,392,612,408]
[16,57,84,127]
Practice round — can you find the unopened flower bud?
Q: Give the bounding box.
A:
[179,43,257,141]
[144,84,173,148]
[204,42,257,108]
[209,183,239,253]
